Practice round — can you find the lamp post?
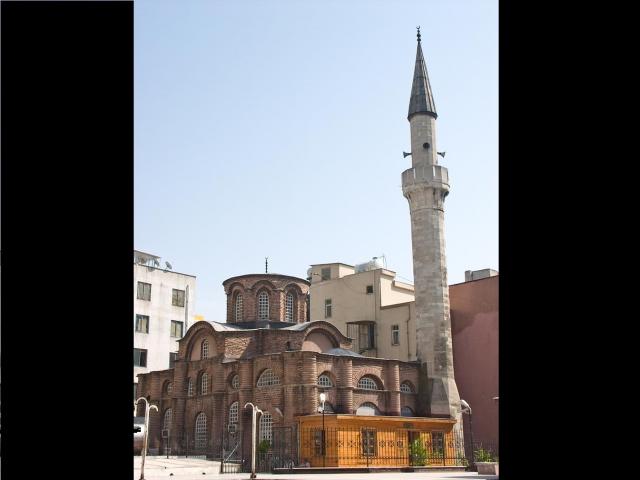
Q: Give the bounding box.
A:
[135,397,158,480]
[244,402,264,480]
[319,392,326,467]
[460,399,474,469]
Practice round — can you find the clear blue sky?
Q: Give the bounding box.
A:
[134,0,498,322]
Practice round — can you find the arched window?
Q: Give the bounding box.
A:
[400,382,414,393]
[256,369,280,387]
[195,412,207,450]
[285,293,294,322]
[200,373,209,394]
[231,374,240,389]
[401,406,415,417]
[317,374,333,388]
[165,382,173,395]
[187,378,194,397]
[234,294,243,322]
[356,402,381,416]
[163,408,173,431]
[201,340,209,359]
[258,291,269,320]
[229,402,239,425]
[259,412,273,443]
[357,376,379,391]
[321,402,335,413]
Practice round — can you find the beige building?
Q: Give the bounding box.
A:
[308,259,417,362]
[309,262,497,366]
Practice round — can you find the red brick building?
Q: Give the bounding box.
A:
[136,273,461,467]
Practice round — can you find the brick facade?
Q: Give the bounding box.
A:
[136,318,423,455]
[223,274,309,324]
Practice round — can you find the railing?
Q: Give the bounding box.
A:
[298,426,467,468]
[402,164,449,188]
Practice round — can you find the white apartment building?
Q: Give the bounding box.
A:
[133,250,196,397]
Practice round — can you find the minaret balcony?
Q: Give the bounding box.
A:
[401,164,449,191]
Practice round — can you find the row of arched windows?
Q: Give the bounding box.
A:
[233,291,297,321]
[315,373,415,393]
[161,399,413,449]
[171,372,414,397]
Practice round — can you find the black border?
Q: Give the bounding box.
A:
[1,1,133,474]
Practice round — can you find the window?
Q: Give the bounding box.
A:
[317,374,333,388]
[357,377,379,390]
[235,294,243,322]
[401,406,415,417]
[362,429,377,456]
[229,402,239,425]
[391,325,400,345]
[366,285,374,294]
[313,429,324,456]
[200,373,209,394]
[137,282,151,301]
[172,289,185,307]
[134,348,147,367]
[400,382,413,393]
[171,320,184,338]
[165,382,173,395]
[187,378,194,396]
[135,314,149,333]
[321,267,331,281]
[431,431,445,458]
[257,369,280,387]
[285,293,294,322]
[133,383,137,400]
[324,298,332,318]
[163,408,173,432]
[195,413,207,450]
[201,340,209,359]
[259,412,273,443]
[169,352,178,368]
[359,324,375,350]
[322,402,335,413]
[258,291,269,319]
[231,375,240,389]
[356,402,381,416]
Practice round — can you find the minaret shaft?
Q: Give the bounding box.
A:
[402,34,460,419]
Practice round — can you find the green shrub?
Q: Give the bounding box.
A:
[409,439,428,466]
[474,447,495,462]
[257,440,271,454]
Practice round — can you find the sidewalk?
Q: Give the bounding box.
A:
[133,457,498,480]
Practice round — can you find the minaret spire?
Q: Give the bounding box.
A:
[408,26,437,120]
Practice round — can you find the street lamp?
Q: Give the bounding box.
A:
[135,396,158,480]
[460,399,474,469]
[319,392,326,467]
[244,402,264,480]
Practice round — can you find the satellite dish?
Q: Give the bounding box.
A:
[165,261,172,270]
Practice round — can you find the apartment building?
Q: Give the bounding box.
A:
[133,250,196,397]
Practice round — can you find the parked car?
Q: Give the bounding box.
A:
[134,416,145,455]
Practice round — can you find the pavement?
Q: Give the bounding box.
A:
[133,457,498,480]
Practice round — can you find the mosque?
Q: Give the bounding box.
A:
[136,29,465,470]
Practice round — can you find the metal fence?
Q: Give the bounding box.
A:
[297,426,468,468]
[152,425,497,473]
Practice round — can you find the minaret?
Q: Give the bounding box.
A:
[402,28,461,419]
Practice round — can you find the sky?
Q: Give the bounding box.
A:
[134,0,499,322]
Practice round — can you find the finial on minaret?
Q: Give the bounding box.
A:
[417,26,421,42]
[265,257,268,274]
